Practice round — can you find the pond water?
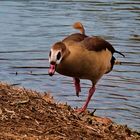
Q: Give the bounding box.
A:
[0,0,140,131]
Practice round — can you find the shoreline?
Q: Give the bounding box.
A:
[0,82,139,140]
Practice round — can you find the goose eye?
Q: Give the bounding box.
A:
[49,51,51,57]
[57,52,61,60]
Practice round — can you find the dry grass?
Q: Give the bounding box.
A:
[0,82,139,140]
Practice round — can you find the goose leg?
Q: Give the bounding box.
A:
[76,85,95,113]
[73,78,81,97]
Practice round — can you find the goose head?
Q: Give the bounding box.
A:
[48,42,67,76]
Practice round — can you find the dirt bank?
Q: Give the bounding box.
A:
[0,82,139,140]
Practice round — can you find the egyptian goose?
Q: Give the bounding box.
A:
[48,22,125,113]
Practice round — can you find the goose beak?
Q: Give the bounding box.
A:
[48,64,56,76]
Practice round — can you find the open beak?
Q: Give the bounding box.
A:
[48,64,56,76]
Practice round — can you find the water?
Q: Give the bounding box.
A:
[0,0,140,131]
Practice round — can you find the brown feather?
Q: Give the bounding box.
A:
[73,22,85,35]
[81,36,115,54]
[62,33,87,45]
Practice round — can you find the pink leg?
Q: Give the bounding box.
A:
[73,78,81,97]
[76,85,95,113]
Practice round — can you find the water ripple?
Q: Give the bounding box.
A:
[0,0,140,131]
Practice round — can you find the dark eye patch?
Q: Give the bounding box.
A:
[57,52,61,60]
[49,51,51,57]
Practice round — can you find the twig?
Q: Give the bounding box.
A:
[0,108,2,115]
[10,97,30,105]
[45,125,64,134]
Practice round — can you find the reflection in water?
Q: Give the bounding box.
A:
[0,0,140,130]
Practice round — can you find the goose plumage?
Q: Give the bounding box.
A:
[48,22,125,113]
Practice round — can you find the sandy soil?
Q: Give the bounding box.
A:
[0,82,139,140]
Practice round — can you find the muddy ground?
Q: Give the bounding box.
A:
[0,82,139,140]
